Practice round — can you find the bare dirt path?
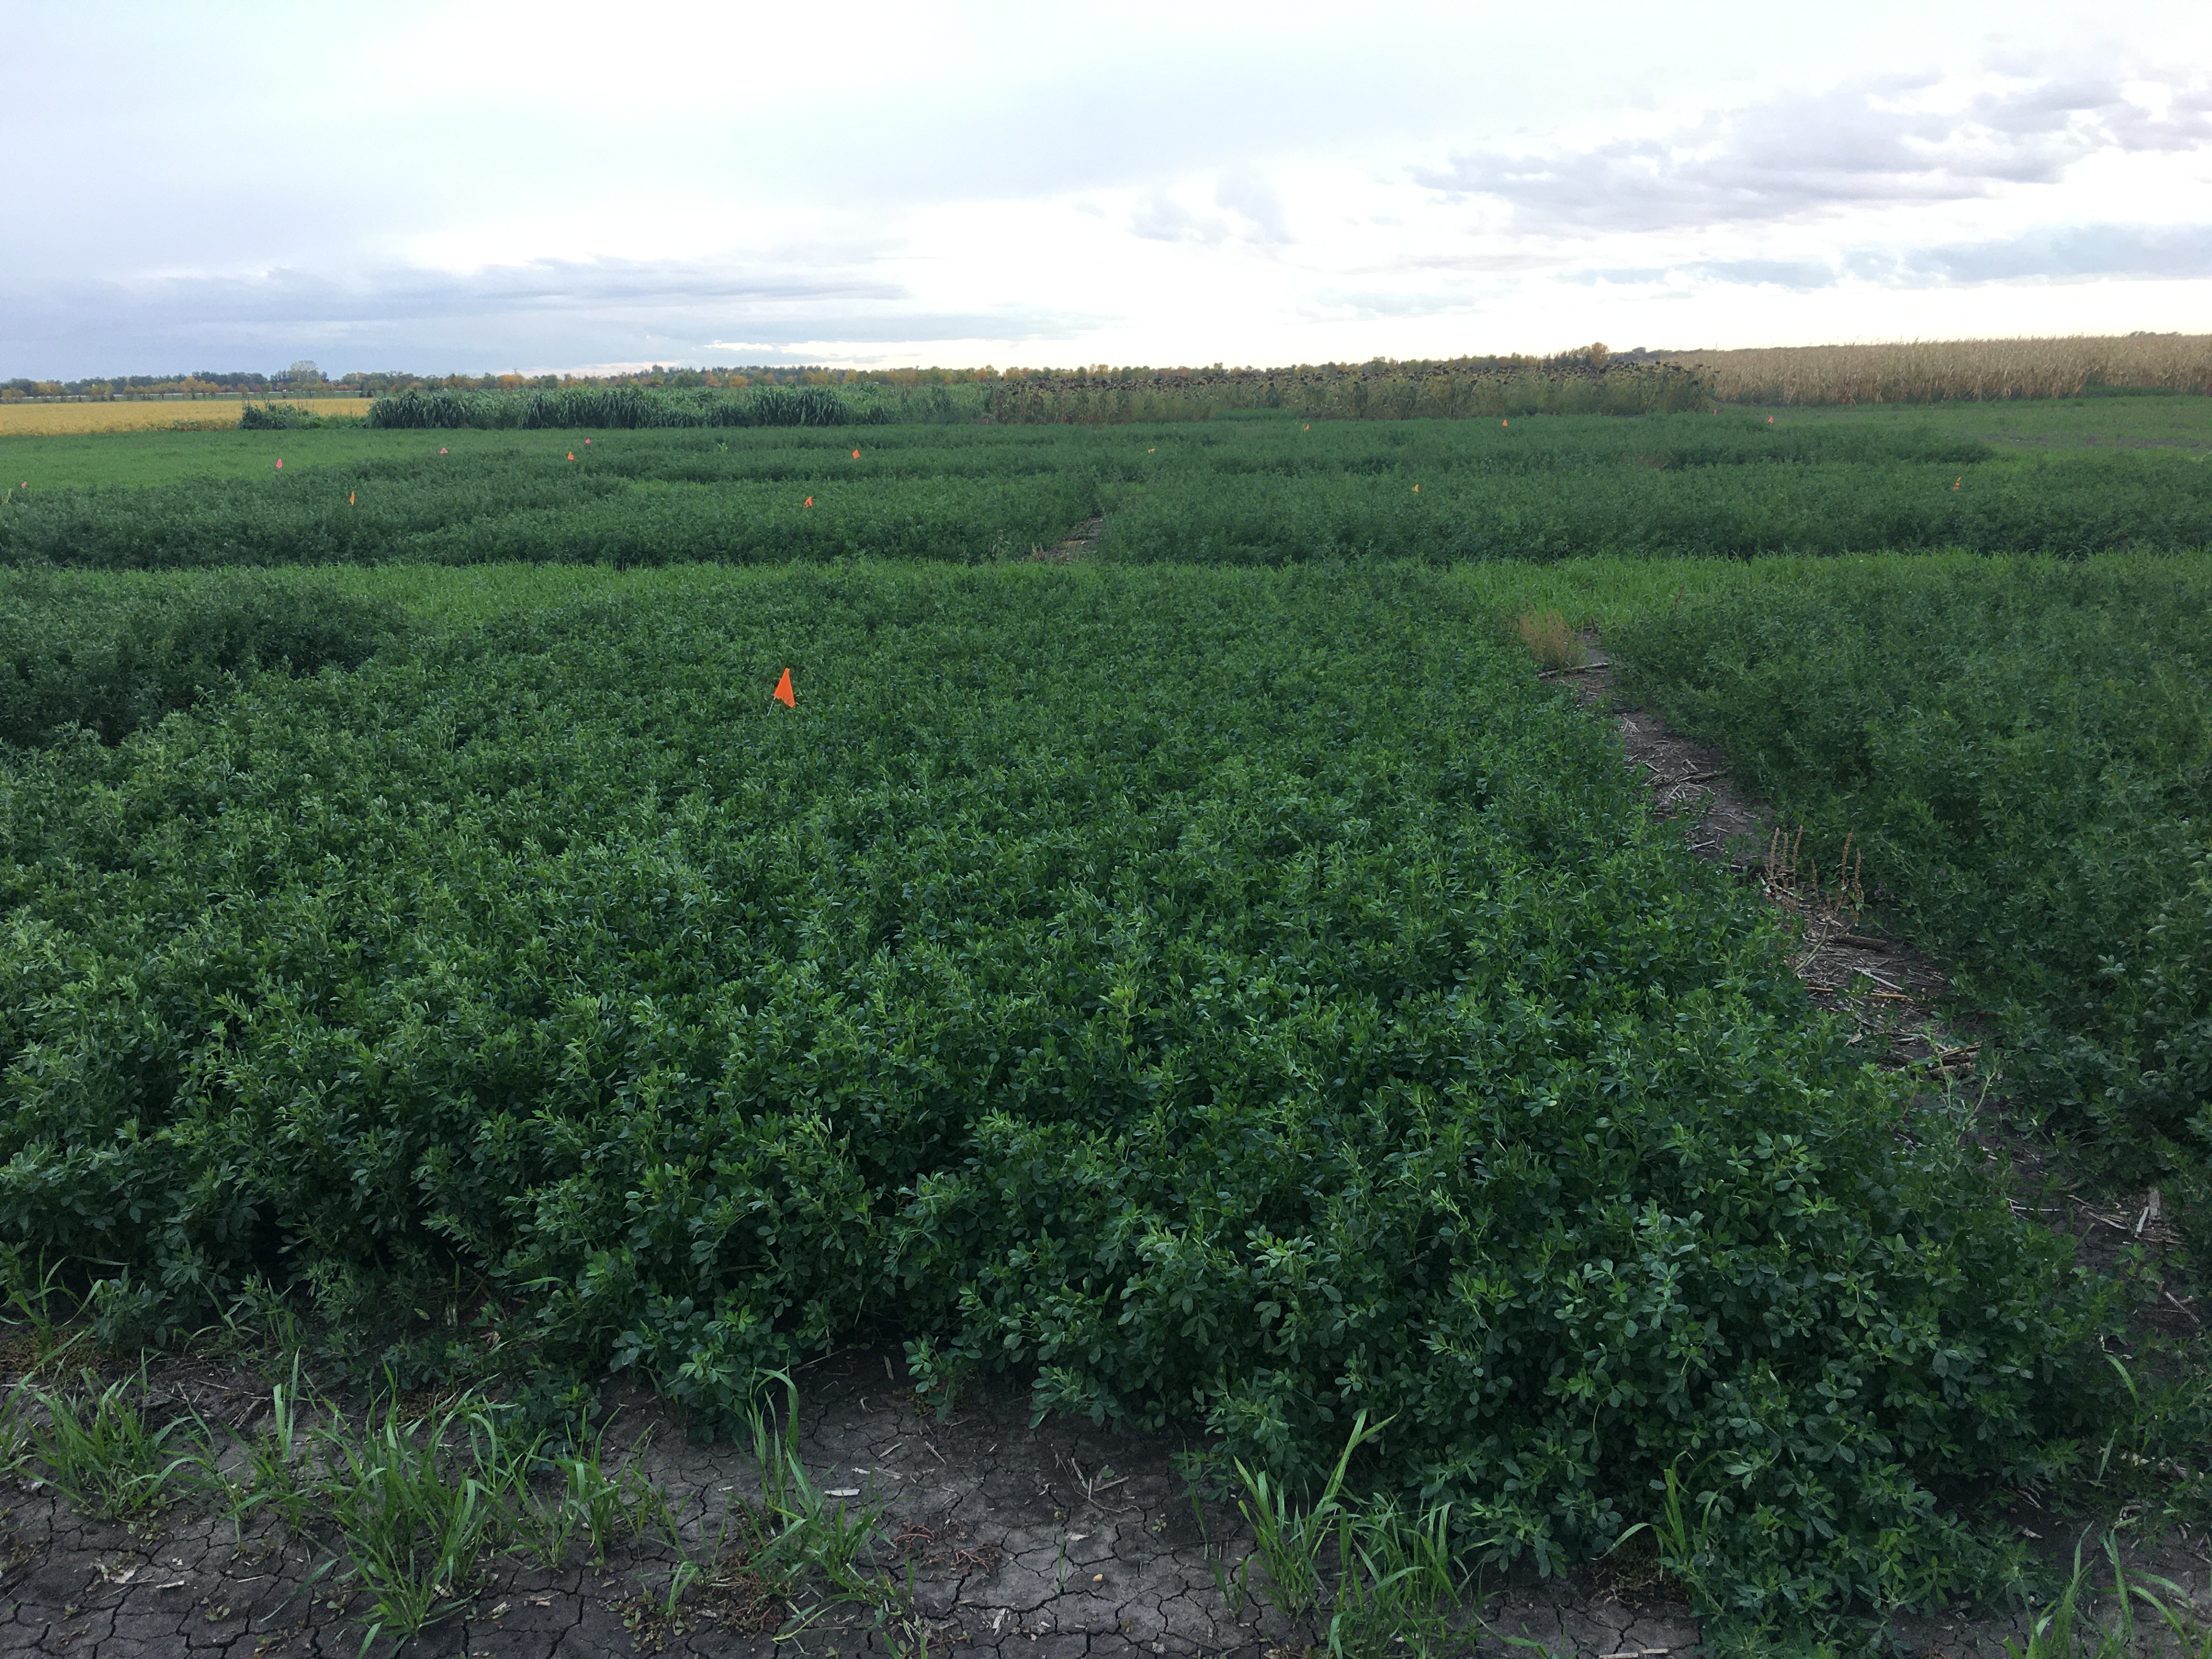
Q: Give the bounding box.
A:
[1553,644,1967,1074]
[1567,640,2211,1657]
[1023,517,1102,563]
[0,1340,1697,1659]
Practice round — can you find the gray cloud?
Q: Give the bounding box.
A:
[1214,173,1292,244]
[92,260,899,325]
[0,258,1102,375]
[1692,257,1841,287]
[1131,172,1294,246]
[1130,193,1227,245]
[1874,221,2212,283]
[1419,72,2212,231]
[1565,258,1839,288]
[1563,222,2212,292]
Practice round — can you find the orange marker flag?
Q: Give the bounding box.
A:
[851,448,861,458]
[1953,477,1962,490]
[567,451,575,460]
[772,668,795,707]
[349,491,356,505]
[1501,419,1508,427]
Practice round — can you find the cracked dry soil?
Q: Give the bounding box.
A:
[0,1343,1699,1659]
[1,647,2203,1658]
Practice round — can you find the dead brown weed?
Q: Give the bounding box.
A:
[1515,609,1585,672]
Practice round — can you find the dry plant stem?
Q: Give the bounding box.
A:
[1761,826,1867,974]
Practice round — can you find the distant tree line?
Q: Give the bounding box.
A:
[7,346,1712,421]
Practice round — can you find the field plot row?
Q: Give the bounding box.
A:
[1,413,2208,567]
[0,562,2132,1634]
[1618,555,2212,1199]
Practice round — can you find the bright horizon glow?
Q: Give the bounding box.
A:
[3,1,2208,378]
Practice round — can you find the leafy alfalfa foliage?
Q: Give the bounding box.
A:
[1096,444,2212,564]
[0,433,1095,570]
[1613,556,2212,1206]
[359,357,1713,431]
[0,563,2141,1643]
[0,569,409,747]
[14,410,2204,576]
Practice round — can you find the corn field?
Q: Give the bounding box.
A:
[979,354,1711,424]
[1672,334,2212,405]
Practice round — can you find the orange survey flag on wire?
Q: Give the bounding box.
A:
[772,668,795,707]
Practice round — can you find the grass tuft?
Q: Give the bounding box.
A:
[20,1372,217,1521]
[1514,607,1585,671]
[1209,1412,1469,1659]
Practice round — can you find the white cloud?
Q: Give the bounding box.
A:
[1418,69,2212,232]
[1130,192,1228,245]
[1214,173,1293,244]
[5,3,2211,374]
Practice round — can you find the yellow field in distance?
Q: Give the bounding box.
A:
[1671,334,2212,405]
[0,399,373,436]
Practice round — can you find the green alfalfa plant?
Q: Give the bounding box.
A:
[1,557,2163,1649]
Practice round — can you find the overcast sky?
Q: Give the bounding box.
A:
[5,1,2209,377]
